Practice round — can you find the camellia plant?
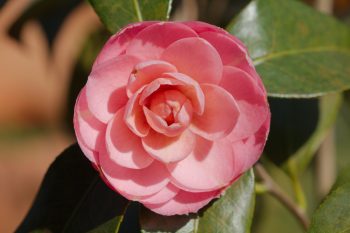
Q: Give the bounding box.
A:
[15,0,350,233]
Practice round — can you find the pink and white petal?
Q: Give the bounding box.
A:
[143,107,184,137]
[182,21,246,48]
[221,66,269,141]
[73,88,106,152]
[167,137,236,192]
[141,183,179,205]
[199,31,248,67]
[124,88,150,137]
[144,189,220,216]
[93,22,156,68]
[127,60,177,97]
[106,107,154,169]
[100,154,170,198]
[163,72,205,114]
[142,129,196,163]
[86,55,140,123]
[161,37,223,85]
[190,84,239,140]
[232,116,270,173]
[126,22,197,60]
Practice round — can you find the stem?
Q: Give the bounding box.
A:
[255,164,310,230]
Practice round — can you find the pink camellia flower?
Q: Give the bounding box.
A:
[74,21,270,215]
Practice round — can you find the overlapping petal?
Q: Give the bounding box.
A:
[144,189,220,216]
[161,37,223,84]
[100,155,169,198]
[167,137,236,192]
[126,22,198,60]
[73,88,105,153]
[86,55,139,123]
[106,107,154,169]
[221,66,269,141]
[142,129,196,163]
[190,84,240,140]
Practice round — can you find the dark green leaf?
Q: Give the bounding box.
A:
[16,144,130,233]
[140,169,255,233]
[88,0,173,33]
[308,182,350,233]
[229,0,350,97]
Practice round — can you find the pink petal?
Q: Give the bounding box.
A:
[144,189,220,216]
[232,116,270,173]
[142,129,196,163]
[182,21,246,49]
[126,22,197,60]
[143,89,192,137]
[199,31,248,67]
[221,66,269,141]
[161,37,223,84]
[93,21,156,68]
[143,107,185,137]
[162,72,205,115]
[141,183,179,205]
[190,84,239,140]
[184,22,265,93]
[106,107,154,169]
[73,88,105,152]
[167,137,237,192]
[100,155,170,198]
[86,55,139,123]
[127,60,177,97]
[124,87,150,137]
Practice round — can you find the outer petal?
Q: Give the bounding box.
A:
[161,37,223,84]
[167,137,237,192]
[106,107,154,169]
[86,55,139,123]
[100,154,170,198]
[232,115,270,173]
[142,130,196,163]
[221,66,269,141]
[199,31,248,67]
[182,21,246,48]
[144,189,220,216]
[190,84,239,140]
[126,22,197,60]
[127,60,177,97]
[141,183,179,205]
[73,88,105,153]
[93,21,156,68]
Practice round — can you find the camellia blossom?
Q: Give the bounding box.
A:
[74,21,270,215]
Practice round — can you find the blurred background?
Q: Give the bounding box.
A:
[0,0,350,232]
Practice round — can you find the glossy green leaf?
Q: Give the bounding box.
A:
[284,93,342,176]
[16,144,130,233]
[308,182,350,233]
[88,0,173,33]
[229,0,350,97]
[140,169,255,233]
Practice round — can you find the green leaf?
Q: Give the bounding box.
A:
[229,0,350,97]
[88,0,173,33]
[308,182,350,233]
[284,93,342,176]
[16,144,130,233]
[140,169,255,233]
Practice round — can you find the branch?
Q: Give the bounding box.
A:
[255,163,310,230]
